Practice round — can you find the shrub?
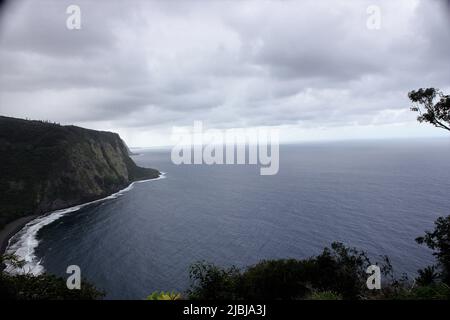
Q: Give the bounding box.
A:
[187,242,391,300]
[307,291,342,300]
[0,273,104,300]
[146,291,182,300]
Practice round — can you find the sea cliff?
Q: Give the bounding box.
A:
[0,116,160,229]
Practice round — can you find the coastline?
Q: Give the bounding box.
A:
[1,172,165,274]
[0,215,38,257]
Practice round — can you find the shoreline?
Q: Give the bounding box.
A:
[0,215,38,257]
[0,172,165,273]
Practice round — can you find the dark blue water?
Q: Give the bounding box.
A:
[35,139,450,299]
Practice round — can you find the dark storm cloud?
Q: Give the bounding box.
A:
[0,0,449,143]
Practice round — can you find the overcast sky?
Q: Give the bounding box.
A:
[0,0,449,146]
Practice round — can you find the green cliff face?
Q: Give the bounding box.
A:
[0,116,160,228]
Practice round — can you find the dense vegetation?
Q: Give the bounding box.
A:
[0,273,104,300]
[0,253,103,300]
[0,116,159,229]
[186,215,450,300]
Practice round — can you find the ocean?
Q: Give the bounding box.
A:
[6,138,450,299]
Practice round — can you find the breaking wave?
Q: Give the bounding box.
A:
[4,173,166,275]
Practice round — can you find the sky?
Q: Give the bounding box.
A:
[0,0,449,147]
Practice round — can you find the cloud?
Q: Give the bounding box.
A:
[0,0,449,146]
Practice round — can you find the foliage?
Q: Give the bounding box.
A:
[238,259,312,299]
[0,273,104,300]
[307,291,342,300]
[187,242,394,300]
[0,254,103,300]
[187,261,241,300]
[186,215,450,300]
[416,266,439,286]
[416,215,450,285]
[146,291,182,300]
[380,283,450,300]
[407,283,450,300]
[408,88,450,131]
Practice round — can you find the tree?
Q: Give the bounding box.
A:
[408,88,450,294]
[416,266,439,286]
[187,261,241,300]
[408,88,450,131]
[416,215,450,285]
[187,243,394,300]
